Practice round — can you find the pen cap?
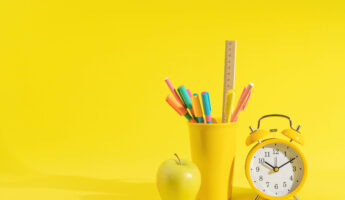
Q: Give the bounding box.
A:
[166,95,187,116]
[201,92,211,115]
[177,85,193,109]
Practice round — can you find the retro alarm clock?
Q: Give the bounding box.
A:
[245,114,307,200]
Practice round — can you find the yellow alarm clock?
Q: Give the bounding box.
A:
[245,114,307,200]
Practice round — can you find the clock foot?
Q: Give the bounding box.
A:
[253,195,299,200]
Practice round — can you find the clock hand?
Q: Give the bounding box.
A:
[278,157,296,169]
[264,161,275,169]
[261,163,275,174]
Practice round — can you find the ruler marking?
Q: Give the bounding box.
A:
[222,40,237,122]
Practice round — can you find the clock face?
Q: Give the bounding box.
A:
[249,142,305,197]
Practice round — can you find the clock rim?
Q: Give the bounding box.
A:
[245,138,308,200]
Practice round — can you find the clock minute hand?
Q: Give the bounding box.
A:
[264,161,275,169]
[278,157,296,169]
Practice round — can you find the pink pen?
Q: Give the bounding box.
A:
[234,89,252,121]
[242,90,251,110]
[186,89,193,98]
[233,87,246,121]
[238,87,247,110]
[231,83,254,122]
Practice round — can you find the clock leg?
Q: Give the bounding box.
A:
[252,194,299,200]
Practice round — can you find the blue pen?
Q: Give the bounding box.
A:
[201,91,212,124]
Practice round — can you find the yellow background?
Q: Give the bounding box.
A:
[0,0,344,199]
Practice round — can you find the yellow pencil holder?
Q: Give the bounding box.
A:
[188,120,237,200]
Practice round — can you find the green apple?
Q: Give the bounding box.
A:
[156,153,201,200]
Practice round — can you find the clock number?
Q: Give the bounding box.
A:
[256,167,260,172]
[259,158,265,164]
[259,176,263,181]
[293,166,296,172]
[283,182,287,187]
[265,152,270,157]
[273,149,279,155]
[284,151,287,156]
[266,182,270,187]
[290,175,293,181]
[274,184,278,189]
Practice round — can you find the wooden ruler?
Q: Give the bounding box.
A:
[222,40,237,122]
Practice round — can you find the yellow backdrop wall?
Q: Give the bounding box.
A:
[0,0,344,199]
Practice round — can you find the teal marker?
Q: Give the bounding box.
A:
[177,85,193,109]
[201,91,212,124]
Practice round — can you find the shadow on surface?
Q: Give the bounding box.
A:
[79,185,256,200]
[0,174,256,200]
[0,175,157,195]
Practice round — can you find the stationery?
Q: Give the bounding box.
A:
[233,87,252,121]
[242,90,251,110]
[191,94,204,123]
[187,89,193,98]
[177,85,195,116]
[164,41,254,125]
[165,77,185,107]
[166,95,196,123]
[238,87,246,110]
[224,89,235,122]
[222,40,236,122]
[201,92,212,124]
[230,83,254,122]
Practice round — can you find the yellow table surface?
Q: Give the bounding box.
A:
[0,169,342,200]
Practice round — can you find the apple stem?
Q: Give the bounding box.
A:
[174,153,181,165]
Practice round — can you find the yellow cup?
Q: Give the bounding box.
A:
[188,120,237,200]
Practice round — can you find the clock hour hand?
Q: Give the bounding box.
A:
[264,161,275,169]
[278,157,296,169]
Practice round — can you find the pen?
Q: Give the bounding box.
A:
[242,90,251,110]
[191,93,204,123]
[237,87,250,110]
[187,89,193,98]
[164,78,185,107]
[238,87,246,109]
[231,83,254,122]
[166,95,196,123]
[224,89,235,123]
[232,87,246,122]
[186,89,196,117]
[201,91,212,124]
[177,85,195,116]
[232,87,252,121]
